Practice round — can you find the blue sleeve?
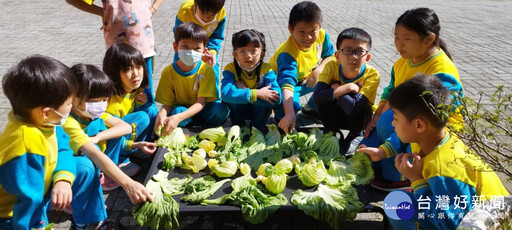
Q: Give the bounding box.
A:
[336,93,369,115]
[0,154,48,229]
[207,18,226,53]
[253,70,282,107]
[321,33,335,59]
[412,176,477,229]
[53,127,76,181]
[276,53,299,91]
[380,132,409,157]
[433,73,464,107]
[313,81,334,105]
[221,70,251,104]
[381,67,396,101]
[173,16,183,33]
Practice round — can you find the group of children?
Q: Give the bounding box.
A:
[0,0,509,229]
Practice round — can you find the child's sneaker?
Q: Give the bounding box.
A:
[99,172,120,192]
[118,162,141,177]
[370,179,412,192]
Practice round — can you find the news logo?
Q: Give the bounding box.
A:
[383,190,415,220]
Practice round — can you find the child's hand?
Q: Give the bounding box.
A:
[202,51,216,67]
[331,83,340,90]
[132,141,157,155]
[302,68,321,88]
[235,80,247,89]
[348,82,361,93]
[161,116,180,136]
[257,84,280,104]
[51,181,72,211]
[357,145,387,162]
[89,135,100,144]
[123,179,153,204]
[395,152,424,182]
[136,91,148,104]
[278,113,296,134]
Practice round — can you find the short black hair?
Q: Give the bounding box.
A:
[2,55,77,120]
[336,27,372,51]
[102,43,149,95]
[289,1,322,29]
[194,0,225,14]
[71,64,114,101]
[231,29,266,84]
[174,22,209,46]
[388,74,451,128]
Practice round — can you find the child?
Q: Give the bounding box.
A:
[173,0,226,97]
[269,1,335,134]
[64,63,155,194]
[103,43,158,175]
[362,74,509,229]
[359,8,464,188]
[221,29,281,133]
[313,27,380,154]
[155,22,229,136]
[66,0,164,111]
[0,55,106,229]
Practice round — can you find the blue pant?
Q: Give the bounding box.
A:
[274,85,316,121]
[226,99,276,133]
[69,156,107,225]
[360,110,408,181]
[118,111,151,163]
[170,101,229,128]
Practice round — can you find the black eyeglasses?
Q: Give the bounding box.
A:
[339,48,369,57]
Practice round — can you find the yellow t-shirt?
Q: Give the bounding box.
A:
[318,60,380,110]
[155,62,218,108]
[106,88,143,118]
[62,113,112,153]
[176,0,226,37]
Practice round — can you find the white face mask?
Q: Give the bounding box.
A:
[237,60,260,73]
[44,108,69,126]
[195,11,217,25]
[76,101,107,119]
[178,49,203,67]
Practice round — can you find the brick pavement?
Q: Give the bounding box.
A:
[1,0,512,229]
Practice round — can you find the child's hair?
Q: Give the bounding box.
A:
[232,29,266,81]
[289,1,322,29]
[388,74,451,128]
[2,55,77,120]
[336,27,372,51]
[396,8,451,59]
[194,0,225,14]
[71,64,114,101]
[174,22,209,47]
[103,43,149,96]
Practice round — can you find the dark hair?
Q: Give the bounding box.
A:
[232,29,266,85]
[71,64,114,101]
[336,27,372,51]
[174,22,209,46]
[396,8,451,59]
[289,1,322,29]
[194,0,225,14]
[389,74,451,128]
[2,55,77,120]
[102,43,149,95]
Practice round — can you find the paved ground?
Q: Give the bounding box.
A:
[1,0,512,229]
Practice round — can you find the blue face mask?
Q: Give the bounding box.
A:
[44,108,69,126]
[178,49,203,67]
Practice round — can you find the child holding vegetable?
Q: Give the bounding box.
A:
[359,74,508,229]
[0,55,106,229]
[221,29,281,133]
[154,22,229,136]
[64,63,156,193]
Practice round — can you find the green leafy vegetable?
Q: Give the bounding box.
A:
[262,165,288,194]
[324,160,356,189]
[132,179,180,230]
[210,160,238,178]
[295,158,327,187]
[181,176,231,204]
[152,170,193,195]
[346,152,374,185]
[199,126,227,146]
[155,127,187,150]
[291,184,364,229]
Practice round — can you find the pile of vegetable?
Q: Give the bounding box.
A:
[134,125,374,229]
